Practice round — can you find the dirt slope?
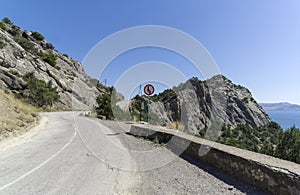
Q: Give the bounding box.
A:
[0,90,38,142]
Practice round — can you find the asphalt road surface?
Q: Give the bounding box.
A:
[0,112,264,194]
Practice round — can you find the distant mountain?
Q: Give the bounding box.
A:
[260,102,300,111]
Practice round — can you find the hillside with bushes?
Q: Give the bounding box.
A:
[100,75,300,164]
[0,89,39,142]
[0,17,107,110]
[217,122,300,164]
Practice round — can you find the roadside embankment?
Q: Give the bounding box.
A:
[0,90,40,143]
[130,124,300,195]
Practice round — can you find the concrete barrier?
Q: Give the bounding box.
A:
[130,124,300,195]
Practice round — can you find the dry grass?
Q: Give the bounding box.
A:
[0,90,39,140]
[167,121,185,131]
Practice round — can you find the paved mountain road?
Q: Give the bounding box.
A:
[0,112,264,194]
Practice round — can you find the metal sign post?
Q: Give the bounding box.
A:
[143,84,155,122]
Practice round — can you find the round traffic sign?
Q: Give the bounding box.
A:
[144,84,155,96]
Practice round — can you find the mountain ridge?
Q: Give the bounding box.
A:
[260,102,300,111]
[130,74,271,136]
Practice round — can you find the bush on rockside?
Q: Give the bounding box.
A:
[95,87,130,120]
[0,22,7,31]
[31,31,45,41]
[14,35,37,53]
[21,72,59,108]
[2,17,12,25]
[43,52,57,66]
[0,39,6,48]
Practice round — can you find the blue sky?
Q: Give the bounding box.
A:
[1,0,300,104]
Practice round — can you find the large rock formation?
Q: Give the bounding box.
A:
[147,75,271,134]
[0,19,106,110]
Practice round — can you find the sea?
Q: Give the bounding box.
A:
[267,111,300,130]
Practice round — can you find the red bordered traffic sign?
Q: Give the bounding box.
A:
[144,84,155,96]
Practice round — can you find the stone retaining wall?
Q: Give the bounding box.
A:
[130,124,300,195]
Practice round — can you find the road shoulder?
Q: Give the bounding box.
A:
[0,114,46,151]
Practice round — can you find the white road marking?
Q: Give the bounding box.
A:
[0,113,77,192]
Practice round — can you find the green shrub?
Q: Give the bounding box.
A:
[14,35,36,52]
[0,22,7,31]
[9,70,21,77]
[151,88,177,102]
[9,25,21,36]
[22,72,59,107]
[95,87,130,120]
[71,71,76,77]
[242,97,249,104]
[45,42,54,49]
[95,93,113,120]
[43,52,57,66]
[275,126,300,163]
[31,31,44,41]
[153,136,159,145]
[0,39,6,48]
[2,17,12,25]
[217,122,300,164]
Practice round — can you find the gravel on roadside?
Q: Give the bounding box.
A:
[99,120,267,195]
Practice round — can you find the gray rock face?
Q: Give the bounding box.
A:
[149,75,271,134]
[0,24,105,110]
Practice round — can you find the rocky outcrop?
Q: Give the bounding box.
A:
[148,75,271,134]
[0,21,106,110]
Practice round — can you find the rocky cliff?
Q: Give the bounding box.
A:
[0,18,106,110]
[147,75,271,134]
